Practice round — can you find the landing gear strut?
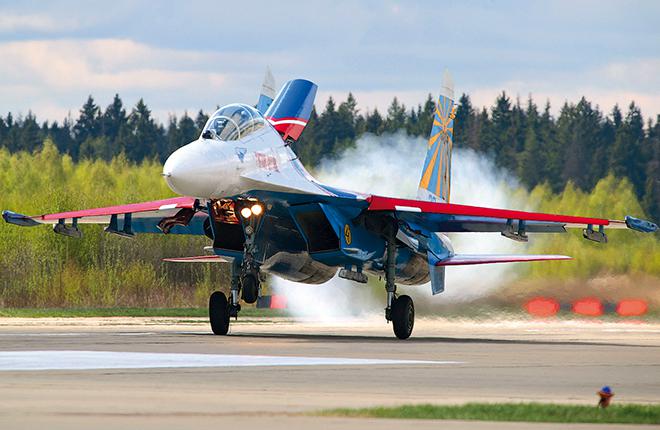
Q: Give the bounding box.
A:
[384,226,414,339]
[238,201,262,305]
[208,199,264,335]
[229,259,242,318]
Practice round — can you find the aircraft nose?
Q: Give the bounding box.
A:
[162,140,229,197]
[163,144,205,196]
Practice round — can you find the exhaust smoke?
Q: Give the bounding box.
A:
[272,132,533,319]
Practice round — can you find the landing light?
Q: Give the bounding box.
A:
[240,207,252,219]
[250,204,263,216]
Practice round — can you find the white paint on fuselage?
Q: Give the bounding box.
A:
[162,125,341,199]
[0,350,458,371]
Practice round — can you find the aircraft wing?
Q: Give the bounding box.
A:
[366,195,658,241]
[2,196,206,237]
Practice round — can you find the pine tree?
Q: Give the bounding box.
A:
[509,97,527,172]
[178,113,198,146]
[610,102,645,197]
[538,101,562,191]
[126,99,163,162]
[317,97,339,159]
[557,98,603,190]
[365,109,383,134]
[517,106,543,188]
[488,92,513,164]
[194,110,209,136]
[102,95,126,138]
[642,115,660,221]
[16,112,43,153]
[384,97,406,133]
[335,93,358,149]
[295,106,320,166]
[454,93,473,149]
[73,96,101,158]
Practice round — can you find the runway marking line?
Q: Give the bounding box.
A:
[0,350,463,371]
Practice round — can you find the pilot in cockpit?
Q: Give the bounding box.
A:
[201,104,265,142]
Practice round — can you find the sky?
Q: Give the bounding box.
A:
[0,0,658,124]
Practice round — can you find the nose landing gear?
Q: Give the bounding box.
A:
[208,199,264,335]
[240,273,259,304]
[209,291,230,335]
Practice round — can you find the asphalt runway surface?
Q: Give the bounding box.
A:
[0,316,658,430]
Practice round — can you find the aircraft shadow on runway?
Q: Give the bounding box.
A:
[176,331,650,348]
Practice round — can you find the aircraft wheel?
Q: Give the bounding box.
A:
[209,291,230,335]
[241,274,259,304]
[391,295,414,340]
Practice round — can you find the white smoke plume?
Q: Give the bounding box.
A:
[272,132,533,319]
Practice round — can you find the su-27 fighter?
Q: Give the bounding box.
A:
[4,70,658,339]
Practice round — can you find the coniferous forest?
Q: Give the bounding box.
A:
[0,92,658,308]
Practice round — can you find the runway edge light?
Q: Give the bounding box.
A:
[524,297,560,317]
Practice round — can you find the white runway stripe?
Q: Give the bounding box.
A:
[0,351,461,371]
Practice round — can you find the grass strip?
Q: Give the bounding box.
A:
[0,307,287,318]
[319,402,660,424]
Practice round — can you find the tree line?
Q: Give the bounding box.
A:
[0,92,658,221]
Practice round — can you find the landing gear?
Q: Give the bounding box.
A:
[384,225,415,340]
[237,199,262,306]
[209,291,230,335]
[391,295,414,339]
[208,199,265,335]
[228,259,242,318]
[240,273,259,304]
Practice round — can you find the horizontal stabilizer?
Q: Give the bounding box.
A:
[163,255,228,263]
[436,254,571,266]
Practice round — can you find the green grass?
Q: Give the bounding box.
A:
[0,307,288,318]
[320,403,660,425]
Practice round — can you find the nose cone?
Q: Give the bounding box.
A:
[163,141,221,197]
[162,151,193,196]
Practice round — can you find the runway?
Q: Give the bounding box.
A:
[0,316,658,429]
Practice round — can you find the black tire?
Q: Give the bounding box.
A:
[241,274,259,304]
[209,291,230,335]
[391,295,414,340]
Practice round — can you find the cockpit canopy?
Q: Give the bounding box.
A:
[201,104,266,141]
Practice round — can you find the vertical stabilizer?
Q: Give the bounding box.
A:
[417,70,456,203]
[265,79,317,143]
[256,66,276,114]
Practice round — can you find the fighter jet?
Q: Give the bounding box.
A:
[4,71,657,339]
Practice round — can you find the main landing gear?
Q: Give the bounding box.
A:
[384,229,414,339]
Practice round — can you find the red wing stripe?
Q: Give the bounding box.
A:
[367,195,610,226]
[39,196,196,221]
[436,254,572,266]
